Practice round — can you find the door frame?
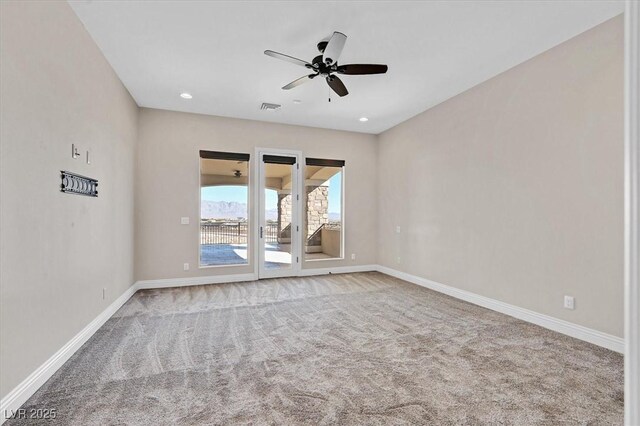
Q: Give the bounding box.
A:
[254,147,303,279]
[624,1,639,424]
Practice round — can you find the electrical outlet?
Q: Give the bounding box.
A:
[396,226,401,234]
[184,263,190,271]
[351,253,356,260]
[396,256,401,264]
[181,217,190,225]
[563,295,575,310]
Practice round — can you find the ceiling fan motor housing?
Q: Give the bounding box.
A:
[316,40,328,53]
[311,55,336,76]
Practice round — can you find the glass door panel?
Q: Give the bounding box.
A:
[258,153,300,278]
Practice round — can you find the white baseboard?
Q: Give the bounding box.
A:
[135,273,258,290]
[299,264,377,276]
[376,265,624,353]
[0,284,139,424]
[134,266,379,290]
[0,267,376,420]
[2,264,623,423]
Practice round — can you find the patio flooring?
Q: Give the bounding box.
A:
[200,243,333,268]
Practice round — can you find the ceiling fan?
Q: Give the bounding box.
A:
[264,31,388,97]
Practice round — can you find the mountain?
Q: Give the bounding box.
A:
[201,200,338,221]
[201,200,247,219]
[201,200,277,220]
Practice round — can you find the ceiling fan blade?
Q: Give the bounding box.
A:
[264,50,312,68]
[337,64,388,75]
[322,31,347,65]
[326,76,348,97]
[282,74,316,90]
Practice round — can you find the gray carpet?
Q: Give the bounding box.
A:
[8,272,623,425]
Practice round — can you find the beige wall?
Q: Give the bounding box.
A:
[0,1,138,398]
[0,0,624,404]
[377,16,624,337]
[135,108,377,281]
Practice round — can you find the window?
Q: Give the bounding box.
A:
[304,158,344,260]
[199,151,250,267]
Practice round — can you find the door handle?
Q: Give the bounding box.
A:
[260,226,263,238]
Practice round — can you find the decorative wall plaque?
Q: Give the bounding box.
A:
[60,171,98,197]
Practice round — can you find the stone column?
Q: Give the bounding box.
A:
[277,190,292,243]
[305,185,329,250]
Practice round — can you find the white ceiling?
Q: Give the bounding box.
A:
[69,1,624,134]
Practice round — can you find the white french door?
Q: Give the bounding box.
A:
[256,149,302,278]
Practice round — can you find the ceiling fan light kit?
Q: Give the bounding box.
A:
[264,31,388,98]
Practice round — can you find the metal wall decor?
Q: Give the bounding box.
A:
[60,171,98,197]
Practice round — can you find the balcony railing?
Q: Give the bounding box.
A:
[201,220,340,245]
[200,221,278,244]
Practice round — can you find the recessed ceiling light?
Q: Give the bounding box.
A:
[359,117,369,122]
[180,92,193,99]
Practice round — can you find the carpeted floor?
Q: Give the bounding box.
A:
[8,272,623,425]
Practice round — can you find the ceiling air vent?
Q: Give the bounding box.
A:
[260,102,281,111]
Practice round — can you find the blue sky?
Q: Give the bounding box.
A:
[201,171,342,214]
[201,185,248,204]
[326,173,341,214]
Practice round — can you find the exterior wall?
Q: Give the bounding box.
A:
[321,228,342,258]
